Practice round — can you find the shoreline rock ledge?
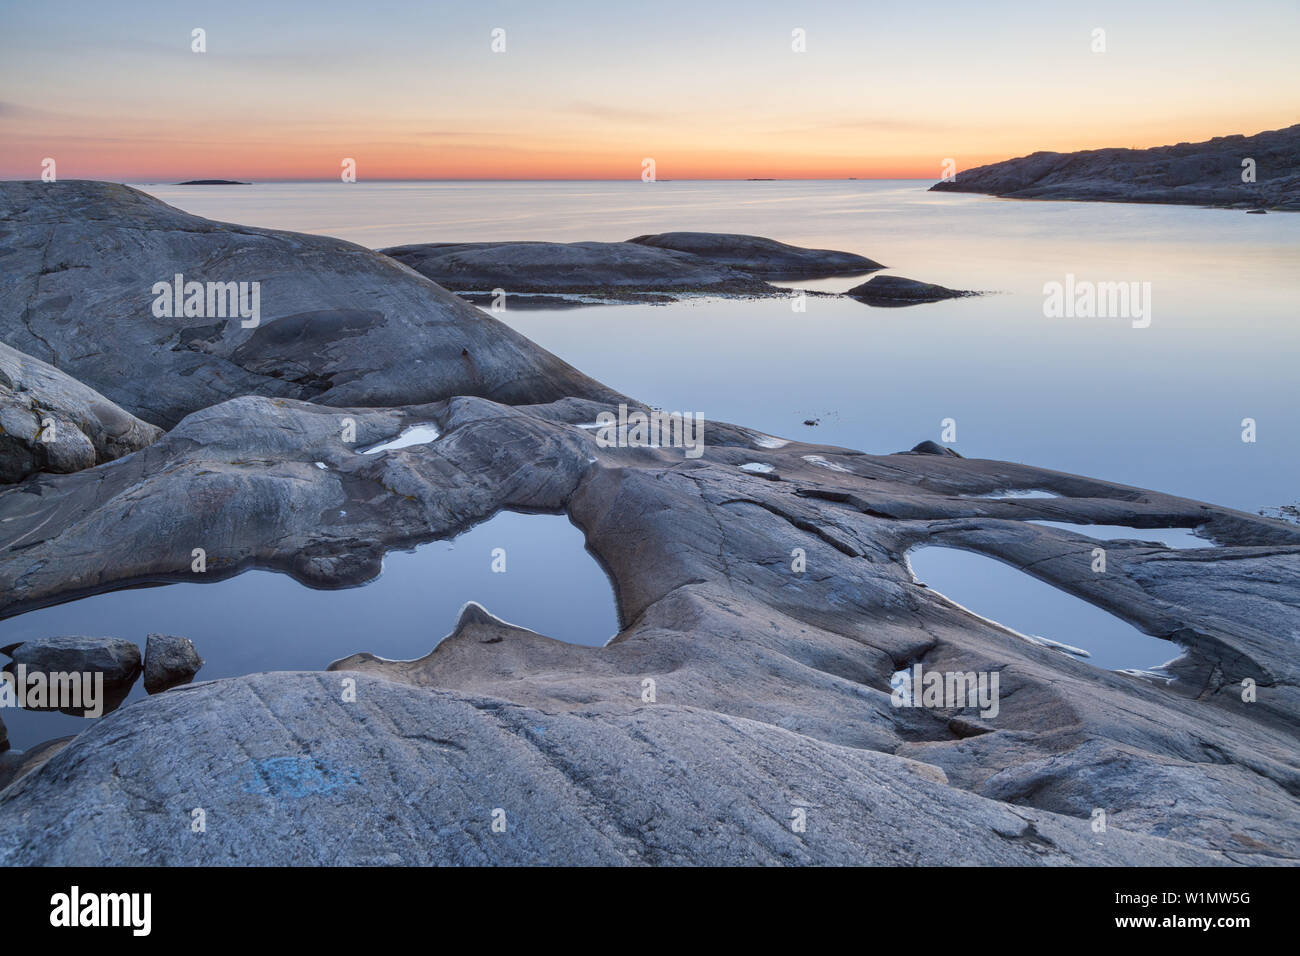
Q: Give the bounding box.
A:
[381,232,884,304]
[929,124,1300,210]
[0,180,1296,866]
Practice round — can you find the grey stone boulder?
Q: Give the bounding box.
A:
[627,231,884,278]
[847,275,979,306]
[1,636,141,715]
[143,634,204,694]
[930,124,1300,210]
[0,181,624,428]
[0,341,163,483]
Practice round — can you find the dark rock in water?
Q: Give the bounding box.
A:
[929,124,1300,210]
[847,275,978,306]
[1247,208,1268,214]
[2,636,141,716]
[626,231,885,278]
[903,440,962,458]
[381,233,885,303]
[803,418,820,426]
[143,634,204,693]
[381,240,775,300]
[175,180,250,186]
[0,736,73,790]
[0,181,623,428]
[0,713,6,753]
[0,341,163,483]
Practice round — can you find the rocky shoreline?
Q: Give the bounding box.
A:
[930,124,1300,210]
[0,182,1296,865]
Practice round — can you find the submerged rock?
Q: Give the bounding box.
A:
[929,124,1300,210]
[143,634,203,693]
[0,341,163,483]
[847,275,979,306]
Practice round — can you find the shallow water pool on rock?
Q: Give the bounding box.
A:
[0,511,619,750]
[1028,521,1209,550]
[906,545,1181,673]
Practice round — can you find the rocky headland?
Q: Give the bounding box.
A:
[930,124,1300,210]
[0,181,1295,865]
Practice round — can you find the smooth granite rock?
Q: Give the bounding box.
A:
[380,240,777,302]
[381,232,883,304]
[143,634,204,694]
[930,124,1300,210]
[0,735,72,790]
[626,231,885,278]
[0,185,1295,865]
[0,341,163,483]
[847,275,979,306]
[0,181,623,428]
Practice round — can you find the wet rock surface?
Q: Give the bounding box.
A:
[0,341,163,482]
[930,124,1300,210]
[0,181,1296,865]
[143,634,203,694]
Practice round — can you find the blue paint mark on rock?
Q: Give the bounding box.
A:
[242,756,362,799]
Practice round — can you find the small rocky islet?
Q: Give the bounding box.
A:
[0,181,1296,865]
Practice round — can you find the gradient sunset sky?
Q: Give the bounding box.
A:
[2,0,1296,181]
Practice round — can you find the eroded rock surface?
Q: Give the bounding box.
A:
[0,184,1295,866]
[0,389,1295,864]
[930,124,1300,210]
[0,341,162,482]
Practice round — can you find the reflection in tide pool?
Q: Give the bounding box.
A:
[0,512,619,749]
[906,545,1180,673]
[1028,521,1208,550]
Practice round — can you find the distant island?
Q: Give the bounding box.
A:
[175,179,251,186]
[930,124,1299,210]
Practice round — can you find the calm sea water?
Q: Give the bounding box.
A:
[0,512,619,747]
[139,180,1300,516]
[4,181,1292,748]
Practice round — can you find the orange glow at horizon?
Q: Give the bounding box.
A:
[2,2,1297,183]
